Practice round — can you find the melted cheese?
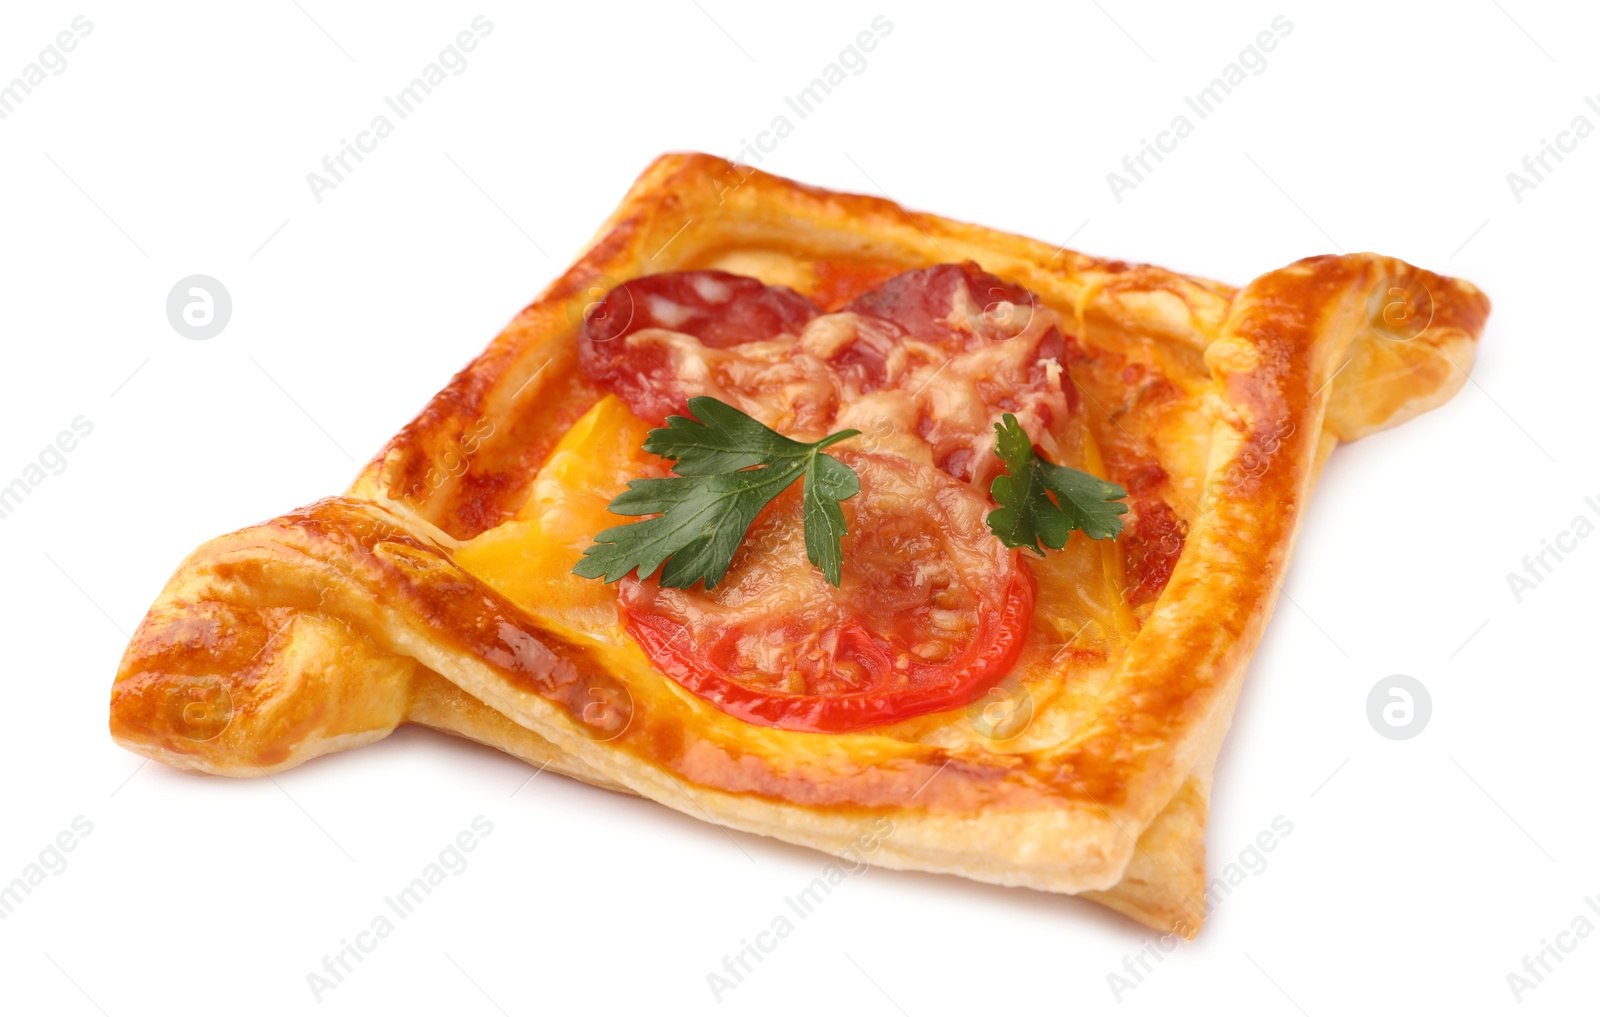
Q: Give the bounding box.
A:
[456,396,652,635]
[454,395,1130,747]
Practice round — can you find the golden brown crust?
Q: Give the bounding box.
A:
[109,154,1488,932]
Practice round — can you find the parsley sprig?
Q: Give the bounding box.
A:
[574,403,1125,590]
[986,413,1128,553]
[572,397,861,590]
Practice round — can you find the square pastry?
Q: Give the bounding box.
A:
[110,154,1489,935]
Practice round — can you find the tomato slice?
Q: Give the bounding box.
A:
[616,451,1034,732]
[577,270,821,423]
[569,266,1085,730]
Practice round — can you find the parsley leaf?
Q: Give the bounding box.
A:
[572,397,860,590]
[986,413,1128,553]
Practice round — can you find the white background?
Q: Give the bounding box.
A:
[1,2,1596,1014]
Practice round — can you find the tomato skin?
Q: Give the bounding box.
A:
[619,568,1034,734]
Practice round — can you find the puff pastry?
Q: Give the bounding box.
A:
[109,154,1489,935]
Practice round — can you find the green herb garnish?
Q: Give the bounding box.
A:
[572,397,860,589]
[985,413,1128,553]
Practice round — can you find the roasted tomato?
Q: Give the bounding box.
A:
[573,266,1082,730]
[616,451,1033,732]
